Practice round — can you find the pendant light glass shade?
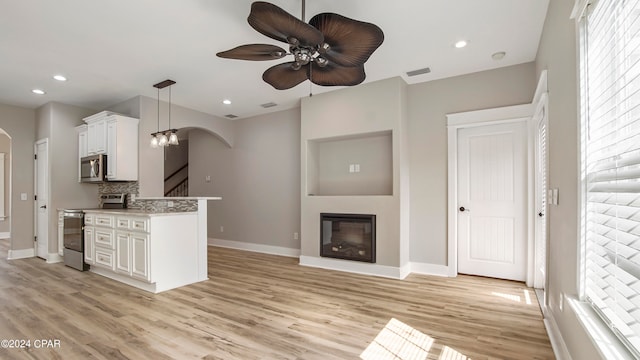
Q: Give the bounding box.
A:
[150,135,159,148]
[168,131,179,145]
[158,133,169,147]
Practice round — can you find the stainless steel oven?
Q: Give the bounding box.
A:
[62,209,88,271]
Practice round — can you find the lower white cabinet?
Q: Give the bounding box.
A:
[131,233,150,281]
[83,210,199,293]
[115,228,150,282]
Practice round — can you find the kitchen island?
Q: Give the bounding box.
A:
[84,196,221,293]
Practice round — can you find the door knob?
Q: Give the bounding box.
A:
[40,205,47,209]
[538,212,544,217]
[459,206,469,212]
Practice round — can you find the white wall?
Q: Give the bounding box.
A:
[189,108,301,249]
[407,62,537,265]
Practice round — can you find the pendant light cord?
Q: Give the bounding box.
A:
[168,85,172,130]
[156,87,160,133]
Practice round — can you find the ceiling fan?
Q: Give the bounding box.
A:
[217,1,384,90]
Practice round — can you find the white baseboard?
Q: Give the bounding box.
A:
[208,238,300,258]
[544,309,572,360]
[7,248,35,260]
[47,252,63,264]
[299,255,407,279]
[410,262,450,277]
[0,232,10,239]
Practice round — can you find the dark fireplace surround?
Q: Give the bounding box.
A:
[320,213,376,263]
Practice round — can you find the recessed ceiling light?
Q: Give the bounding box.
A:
[454,40,468,48]
[492,51,506,60]
[53,75,67,81]
[32,89,46,95]
[222,99,232,105]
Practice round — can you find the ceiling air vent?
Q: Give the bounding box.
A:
[225,114,238,119]
[260,102,278,108]
[406,67,431,77]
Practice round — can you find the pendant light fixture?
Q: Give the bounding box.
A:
[150,79,179,148]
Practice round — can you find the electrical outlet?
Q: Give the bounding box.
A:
[130,193,136,202]
[167,201,174,208]
[20,193,27,201]
[205,175,211,183]
[220,226,224,233]
[294,232,299,240]
[349,164,355,173]
[355,164,360,172]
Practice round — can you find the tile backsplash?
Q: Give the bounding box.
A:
[97,181,197,212]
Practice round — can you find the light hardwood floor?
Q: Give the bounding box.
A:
[0,241,554,359]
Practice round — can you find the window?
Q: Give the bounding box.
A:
[581,0,640,357]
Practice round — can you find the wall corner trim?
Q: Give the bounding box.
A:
[7,248,35,260]
[46,253,63,264]
[409,262,450,277]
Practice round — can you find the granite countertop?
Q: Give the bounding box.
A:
[82,208,197,217]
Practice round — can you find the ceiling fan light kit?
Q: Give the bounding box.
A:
[217,1,384,90]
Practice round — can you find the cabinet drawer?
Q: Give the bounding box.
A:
[95,229,114,249]
[116,216,149,232]
[84,214,94,225]
[95,214,114,227]
[94,248,115,270]
[131,219,148,232]
[116,218,130,229]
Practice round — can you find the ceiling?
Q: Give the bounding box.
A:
[0,0,549,120]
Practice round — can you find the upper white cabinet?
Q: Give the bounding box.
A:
[76,125,88,181]
[81,111,139,181]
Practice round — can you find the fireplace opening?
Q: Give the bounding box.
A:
[320,213,376,263]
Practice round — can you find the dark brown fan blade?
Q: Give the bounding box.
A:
[309,13,384,67]
[217,44,287,61]
[248,1,324,47]
[309,62,366,87]
[262,62,310,90]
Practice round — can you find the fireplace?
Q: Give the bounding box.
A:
[320,213,376,263]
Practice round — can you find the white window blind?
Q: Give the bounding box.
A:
[583,0,640,356]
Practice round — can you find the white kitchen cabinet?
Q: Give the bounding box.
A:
[81,111,139,181]
[105,116,139,181]
[116,231,131,274]
[115,216,150,279]
[87,119,106,155]
[84,226,94,264]
[84,210,199,293]
[131,233,150,281]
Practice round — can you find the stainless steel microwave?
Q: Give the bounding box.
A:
[80,154,107,182]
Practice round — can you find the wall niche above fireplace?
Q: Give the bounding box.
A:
[321,213,376,263]
[307,131,392,196]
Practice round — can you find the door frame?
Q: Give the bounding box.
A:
[34,138,50,259]
[446,104,533,281]
[530,70,549,295]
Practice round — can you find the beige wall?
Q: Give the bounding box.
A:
[301,77,409,268]
[0,103,36,251]
[535,0,600,358]
[189,108,301,249]
[407,62,537,265]
[36,102,98,255]
[108,96,235,197]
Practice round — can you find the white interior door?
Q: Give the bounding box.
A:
[457,121,527,281]
[534,105,548,290]
[35,139,49,259]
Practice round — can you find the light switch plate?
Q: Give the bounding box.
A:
[20,193,27,201]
